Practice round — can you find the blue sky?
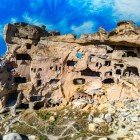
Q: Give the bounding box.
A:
[0,0,140,55]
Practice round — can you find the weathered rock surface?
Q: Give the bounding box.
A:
[0,20,140,114]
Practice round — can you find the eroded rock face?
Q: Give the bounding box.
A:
[0,21,140,113]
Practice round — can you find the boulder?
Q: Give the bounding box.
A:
[104,113,113,123]
[93,117,105,124]
[72,99,88,109]
[88,123,98,132]
[87,113,94,122]
[49,116,55,122]
[3,133,22,140]
[28,135,39,140]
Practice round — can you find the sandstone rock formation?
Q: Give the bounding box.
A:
[0,21,140,113]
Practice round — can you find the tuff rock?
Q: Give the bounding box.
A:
[0,20,140,112]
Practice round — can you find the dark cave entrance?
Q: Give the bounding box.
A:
[102,78,114,84]
[14,77,27,84]
[33,102,44,110]
[16,54,31,60]
[116,69,122,75]
[26,43,32,49]
[114,64,124,68]
[104,60,111,66]
[6,91,19,107]
[30,96,42,102]
[37,80,42,87]
[67,60,77,66]
[81,67,100,77]
[49,79,59,84]
[123,67,139,76]
[123,51,137,57]
[96,62,99,67]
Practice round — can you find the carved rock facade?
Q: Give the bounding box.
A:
[0,21,140,112]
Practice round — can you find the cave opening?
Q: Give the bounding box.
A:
[33,102,44,110]
[37,80,42,87]
[26,43,32,49]
[67,60,77,66]
[96,62,99,67]
[38,68,42,71]
[14,77,27,83]
[114,64,124,68]
[49,79,59,84]
[6,91,18,107]
[104,60,111,66]
[123,51,137,57]
[16,54,31,60]
[123,67,139,76]
[30,96,42,102]
[127,51,137,57]
[105,71,112,77]
[17,103,29,110]
[116,69,122,75]
[102,78,114,84]
[107,49,114,53]
[81,67,100,77]
[73,78,85,85]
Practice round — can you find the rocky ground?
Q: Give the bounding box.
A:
[0,21,140,140]
[0,98,139,140]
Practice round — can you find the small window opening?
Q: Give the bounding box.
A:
[103,78,114,84]
[37,80,42,87]
[96,62,99,67]
[73,78,85,85]
[14,77,27,83]
[67,60,77,66]
[38,68,42,71]
[55,65,58,71]
[104,60,111,66]
[33,68,36,72]
[90,55,95,62]
[115,64,124,68]
[26,43,32,49]
[105,71,112,77]
[50,66,53,70]
[59,67,61,71]
[107,50,113,53]
[49,79,59,84]
[116,69,122,75]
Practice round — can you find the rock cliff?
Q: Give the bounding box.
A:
[0,20,140,114]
